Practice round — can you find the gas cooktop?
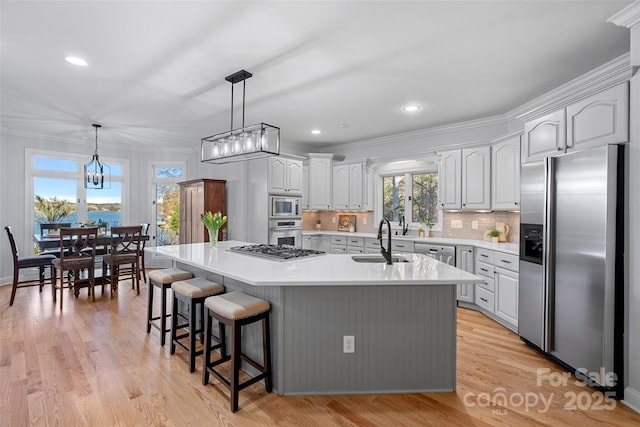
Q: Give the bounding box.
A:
[229,244,326,261]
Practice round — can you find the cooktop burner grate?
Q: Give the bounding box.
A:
[229,244,326,260]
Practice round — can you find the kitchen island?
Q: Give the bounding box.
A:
[146,241,482,395]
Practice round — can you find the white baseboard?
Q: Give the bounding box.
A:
[623,386,640,414]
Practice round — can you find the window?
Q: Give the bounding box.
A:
[380,166,439,228]
[28,150,128,236]
[151,164,185,247]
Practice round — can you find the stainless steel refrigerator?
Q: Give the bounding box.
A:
[519,144,624,396]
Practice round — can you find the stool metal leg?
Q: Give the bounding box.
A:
[146,281,154,333]
[263,314,273,392]
[189,298,197,372]
[160,284,168,346]
[170,293,178,355]
[230,318,241,412]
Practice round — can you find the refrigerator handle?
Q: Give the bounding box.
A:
[544,156,555,353]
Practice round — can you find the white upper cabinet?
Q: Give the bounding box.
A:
[268,157,302,194]
[301,162,309,209]
[438,150,462,210]
[523,109,566,163]
[332,164,350,209]
[332,162,365,210]
[308,156,333,210]
[491,135,521,211]
[523,82,629,163]
[461,146,491,210]
[567,82,629,150]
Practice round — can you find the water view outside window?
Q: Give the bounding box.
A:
[33,155,123,234]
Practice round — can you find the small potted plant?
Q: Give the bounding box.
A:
[487,229,500,243]
[315,218,322,230]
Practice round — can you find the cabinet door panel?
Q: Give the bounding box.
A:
[462,147,490,210]
[491,136,521,210]
[495,267,518,326]
[349,163,363,209]
[439,150,462,210]
[332,164,349,209]
[268,158,287,193]
[567,82,629,149]
[523,109,566,163]
[309,158,332,210]
[287,160,303,193]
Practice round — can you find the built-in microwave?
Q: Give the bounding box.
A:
[270,195,301,218]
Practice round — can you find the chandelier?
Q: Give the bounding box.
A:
[84,124,111,189]
[201,70,280,164]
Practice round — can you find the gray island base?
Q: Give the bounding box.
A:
[146,241,481,395]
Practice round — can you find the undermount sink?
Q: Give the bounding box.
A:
[351,255,410,263]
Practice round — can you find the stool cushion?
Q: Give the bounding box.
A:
[205,291,270,320]
[172,277,224,299]
[148,268,193,285]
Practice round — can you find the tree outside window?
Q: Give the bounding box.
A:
[382,172,438,225]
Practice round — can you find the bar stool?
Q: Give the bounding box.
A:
[202,291,272,412]
[147,268,193,345]
[170,277,224,372]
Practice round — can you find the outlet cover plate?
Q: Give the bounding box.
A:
[343,335,355,353]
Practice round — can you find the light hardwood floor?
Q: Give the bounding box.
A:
[1,278,640,426]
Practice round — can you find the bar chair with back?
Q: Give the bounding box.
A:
[39,222,71,257]
[4,226,56,306]
[139,223,150,283]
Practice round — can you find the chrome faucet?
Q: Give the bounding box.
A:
[377,218,393,265]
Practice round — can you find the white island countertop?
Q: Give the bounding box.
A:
[146,240,483,287]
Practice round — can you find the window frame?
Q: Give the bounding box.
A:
[375,159,442,232]
[25,148,130,246]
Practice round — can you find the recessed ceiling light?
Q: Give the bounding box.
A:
[311,129,321,135]
[403,105,420,112]
[65,56,88,66]
[339,124,349,128]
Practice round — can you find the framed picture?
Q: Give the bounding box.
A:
[338,214,356,232]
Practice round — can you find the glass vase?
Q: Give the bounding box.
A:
[207,228,219,247]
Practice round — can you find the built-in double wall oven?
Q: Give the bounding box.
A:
[268,195,302,247]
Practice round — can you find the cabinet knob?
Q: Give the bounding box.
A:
[557,147,563,151]
[462,203,466,207]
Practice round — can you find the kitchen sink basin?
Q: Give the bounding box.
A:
[351,255,410,263]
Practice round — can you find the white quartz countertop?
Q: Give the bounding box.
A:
[145,241,484,287]
[302,230,520,255]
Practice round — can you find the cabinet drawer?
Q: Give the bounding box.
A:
[331,245,346,254]
[347,247,364,254]
[392,240,414,252]
[475,260,495,279]
[331,236,347,245]
[477,275,495,293]
[475,286,495,313]
[346,236,364,247]
[476,248,494,264]
[495,252,519,272]
[364,238,381,249]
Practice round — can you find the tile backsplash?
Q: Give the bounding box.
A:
[302,211,520,242]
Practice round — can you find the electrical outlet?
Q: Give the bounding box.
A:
[362,217,367,225]
[343,335,355,353]
[451,219,463,229]
[332,216,337,224]
[472,221,478,230]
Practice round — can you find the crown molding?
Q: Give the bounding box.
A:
[319,114,508,154]
[608,1,640,28]
[510,53,632,122]
[1,128,196,154]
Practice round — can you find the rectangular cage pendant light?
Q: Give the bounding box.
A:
[201,70,280,164]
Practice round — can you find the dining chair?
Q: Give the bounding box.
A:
[102,225,142,297]
[139,223,150,283]
[51,227,98,310]
[4,226,57,306]
[39,222,71,257]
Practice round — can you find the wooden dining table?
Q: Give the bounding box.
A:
[33,232,149,295]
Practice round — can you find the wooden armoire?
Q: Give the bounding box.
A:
[178,179,226,244]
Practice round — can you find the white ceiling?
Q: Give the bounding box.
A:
[0,1,631,154]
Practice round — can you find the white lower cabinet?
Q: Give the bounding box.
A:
[364,237,381,254]
[455,246,474,303]
[346,236,364,254]
[495,267,518,326]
